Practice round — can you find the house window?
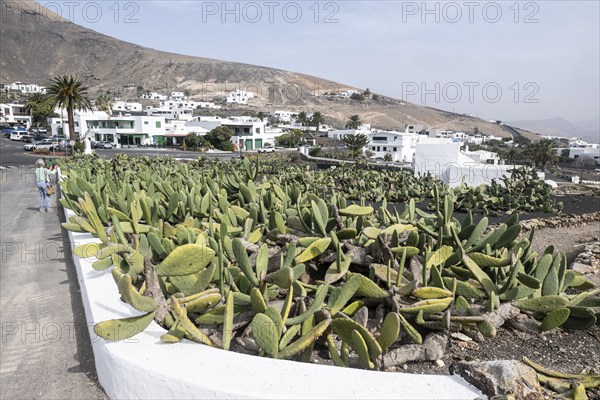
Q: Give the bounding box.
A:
[144,121,148,125]
[255,128,260,134]
[376,146,380,152]
[156,121,161,128]
[393,147,397,152]
[383,147,387,151]
[372,147,376,151]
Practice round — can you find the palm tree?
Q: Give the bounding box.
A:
[25,93,54,128]
[45,75,92,142]
[95,92,113,115]
[345,115,362,129]
[310,112,324,134]
[296,111,308,127]
[525,138,558,171]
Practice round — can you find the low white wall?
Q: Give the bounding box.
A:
[65,206,483,399]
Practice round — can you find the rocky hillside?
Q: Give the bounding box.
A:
[0,0,510,136]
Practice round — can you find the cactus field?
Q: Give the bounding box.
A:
[58,154,599,398]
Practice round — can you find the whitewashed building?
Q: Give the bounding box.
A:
[141,92,168,101]
[2,82,46,94]
[112,101,143,112]
[414,140,513,188]
[226,90,255,104]
[368,131,420,162]
[0,103,32,128]
[170,92,186,101]
[270,110,298,123]
[49,111,167,146]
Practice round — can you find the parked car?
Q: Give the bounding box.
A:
[20,134,36,143]
[101,141,114,149]
[9,130,29,141]
[24,139,57,151]
[258,145,276,153]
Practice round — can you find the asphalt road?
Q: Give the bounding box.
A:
[0,137,241,167]
[0,165,107,399]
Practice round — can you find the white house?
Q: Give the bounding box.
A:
[50,110,167,146]
[141,92,168,101]
[328,124,372,140]
[270,110,298,123]
[0,103,32,128]
[2,82,46,94]
[463,147,501,165]
[414,140,514,188]
[554,139,600,165]
[226,90,255,105]
[568,147,600,165]
[184,115,285,150]
[170,92,186,101]
[112,101,143,112]
[367,131,420,162]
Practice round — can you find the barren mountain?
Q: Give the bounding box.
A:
[509,117,599,144]
[1,0,509,136]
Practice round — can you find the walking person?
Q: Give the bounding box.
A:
[35,159,57,212]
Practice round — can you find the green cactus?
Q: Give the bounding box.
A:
[156,244,215,276]
[94,311,155,341]
[376,312,401,353]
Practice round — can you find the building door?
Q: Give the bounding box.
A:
[245,139,253,150]
[255,139,263,149]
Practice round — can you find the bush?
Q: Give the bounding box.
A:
[217,140,234,152]
[383,153,393,162]
[73,141,85,153]
[364,150,374,159]
[350,93,365,101]
[33,149,50,155]
[308,146,321,157]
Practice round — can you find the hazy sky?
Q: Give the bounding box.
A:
[42,0,599,123]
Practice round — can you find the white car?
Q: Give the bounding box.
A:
[258,145,275,153]
[24,139,56,151]
[101,141,114,149]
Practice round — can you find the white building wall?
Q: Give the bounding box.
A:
[569,147,600,165]
[414,142,513,188]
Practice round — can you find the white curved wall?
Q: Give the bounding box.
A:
[65,207,483,400]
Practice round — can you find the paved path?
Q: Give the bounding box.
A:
[0,166,107,399]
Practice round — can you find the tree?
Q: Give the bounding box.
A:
[310,112,324,133]
[257,111,265,121]
[350,93,365,101]
[525,138,558,171]
[383,153,393,162]
[183,89,191,97]
[25,93,54,128]
[296,111,308,127]
[206,126,234,151]
[184,133,208,149]
[45,75,92,142]
[341,133,369,160]
[345,115,362,129]
[276,129,303,148]
[95,92,113,115]
[473,126,480,135]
